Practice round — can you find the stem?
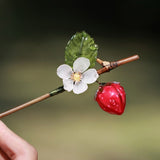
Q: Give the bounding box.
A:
[0,86,65,118]
[117,55,140,66]
[0,55,139,118]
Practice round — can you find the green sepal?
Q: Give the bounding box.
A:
[65,31,98,68]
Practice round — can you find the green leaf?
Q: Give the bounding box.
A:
[65,31,98,68]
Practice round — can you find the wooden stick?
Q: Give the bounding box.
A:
[0,55,139,118]
[0,94,50,118]
[0,86,65,118]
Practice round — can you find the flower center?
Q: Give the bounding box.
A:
[71,72,81,82]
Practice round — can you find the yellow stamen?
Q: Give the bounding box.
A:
[71,72,81,82]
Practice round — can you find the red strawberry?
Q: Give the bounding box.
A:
[95,82,126,115]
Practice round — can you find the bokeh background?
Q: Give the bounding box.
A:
[0,0,160,160]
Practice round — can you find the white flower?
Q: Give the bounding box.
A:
[57,57,99,94]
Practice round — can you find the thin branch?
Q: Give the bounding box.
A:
[0,86,65,118]
[97,55,139,75]
[0,94,50,118]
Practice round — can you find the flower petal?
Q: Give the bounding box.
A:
[57,64,73,79]
[82,69,99,84]
[63,79,73,92]
[73,81,88,94]
[73,57,90,73]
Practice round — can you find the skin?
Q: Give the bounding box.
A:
[0,120,38,160]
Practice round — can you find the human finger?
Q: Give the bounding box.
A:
[0,120,38,160]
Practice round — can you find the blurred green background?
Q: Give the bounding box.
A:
[0,1,160,160]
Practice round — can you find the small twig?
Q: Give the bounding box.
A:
[96,58,103,65]
[97,55,139,75]
[0,55,139,118]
